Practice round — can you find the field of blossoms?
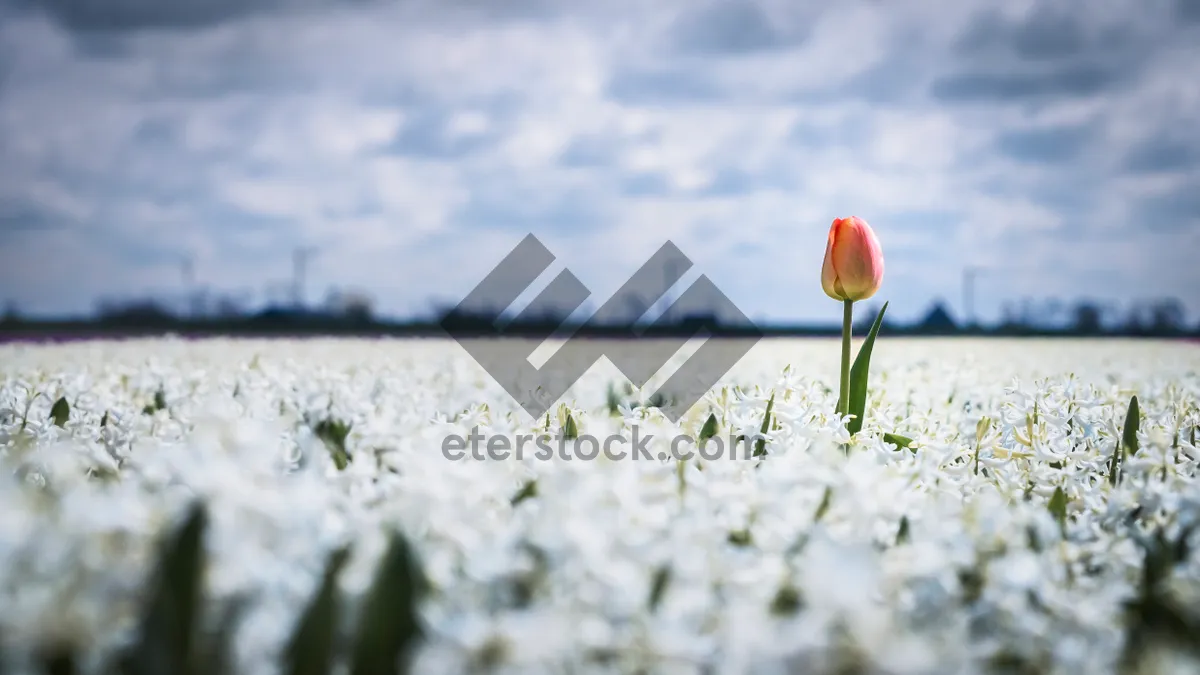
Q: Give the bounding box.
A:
[1,337,1199,675]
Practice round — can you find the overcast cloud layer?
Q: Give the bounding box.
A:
[1,0,1198,324]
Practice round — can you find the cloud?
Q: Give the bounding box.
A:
[4,0,335,31]
[604,66,727,105]
[1123,133,1200,173]
[994,121,1097,164]
[931,65,1122,102]
[1,0,1198,324]
[665,0,805,55]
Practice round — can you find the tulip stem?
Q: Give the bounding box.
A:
[838,299,853,417]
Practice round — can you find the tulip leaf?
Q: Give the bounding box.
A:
[348,531,428,675]
[846,302,888,436]
[118,502,207,675]
[284,546,352,675]
[883,432,914,452]
[49,396,70,428]
[511,479,538,506]
[1122,396,1140,456]
[647,564,672,613]
[753,394,774,458]
[1048,486,1068,535]
[698,412,719,445]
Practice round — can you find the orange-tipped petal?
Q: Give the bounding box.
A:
[821,216,884,301]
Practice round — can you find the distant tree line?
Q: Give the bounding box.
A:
[0,294,1196,339]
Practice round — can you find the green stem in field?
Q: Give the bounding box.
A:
[838,299,853,416]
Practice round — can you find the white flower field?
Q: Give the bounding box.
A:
[1,337,1199,674]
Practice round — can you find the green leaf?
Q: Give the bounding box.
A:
[49,396,70,427]
[846,302,888,436]
[813,486,833,523]
[1048,486,1068,534]
[284,547,352,675]
[193,597,248,675]
[37,644,78,675]
[698,413,719,444]
[727,529,753,547]
[119,502,207,675]
[313,417,353,471]
[1108,442,1122,487]
[769,584,802,616]
[562,414,578,440]
[100,410,109,428]
[511,479,538,506]
[1122,396,1140,456]
[896,515,910,545]
[753,394,774,458]
[349,532,428,675]
[605,383,622,416]
[647,564,672,613]
[883,432,914,452]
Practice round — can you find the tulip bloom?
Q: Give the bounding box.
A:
[822,216,885,421]
[822,216,884,302]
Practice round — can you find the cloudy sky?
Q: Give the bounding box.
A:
[1,0,1198,325]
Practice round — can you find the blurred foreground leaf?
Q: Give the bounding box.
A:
[118,502,207,675]
[285,547,352,675]
[349,532,428,675]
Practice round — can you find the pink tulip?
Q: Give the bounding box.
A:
[821,216,884,302]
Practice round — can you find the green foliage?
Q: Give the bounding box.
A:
[883,433,914,452]
[86,502,430,675]
[647,564,672,613]
[1108,396,1139,486]
[769,584,802,616]
[727,529,753,547]
[312,417,353,471]
[117,503,207,675]
[562,414,579,441]
[1048,486,1068,536]
[511,479,538,506]
[348,532,428,675]
[896,515,910,545]
[753,394,774,458]
[698,412,718,445]
[49,396,70,427]
[142,388,168,416]
[605,383,622,416]
[1122,395,1140,456]
[1119,521,1200,671]
[37,644,78,675]
[285,547,352,675]
[814,486,833,523]
[846,302,888,436]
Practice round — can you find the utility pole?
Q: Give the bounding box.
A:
[292,246,316,311]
